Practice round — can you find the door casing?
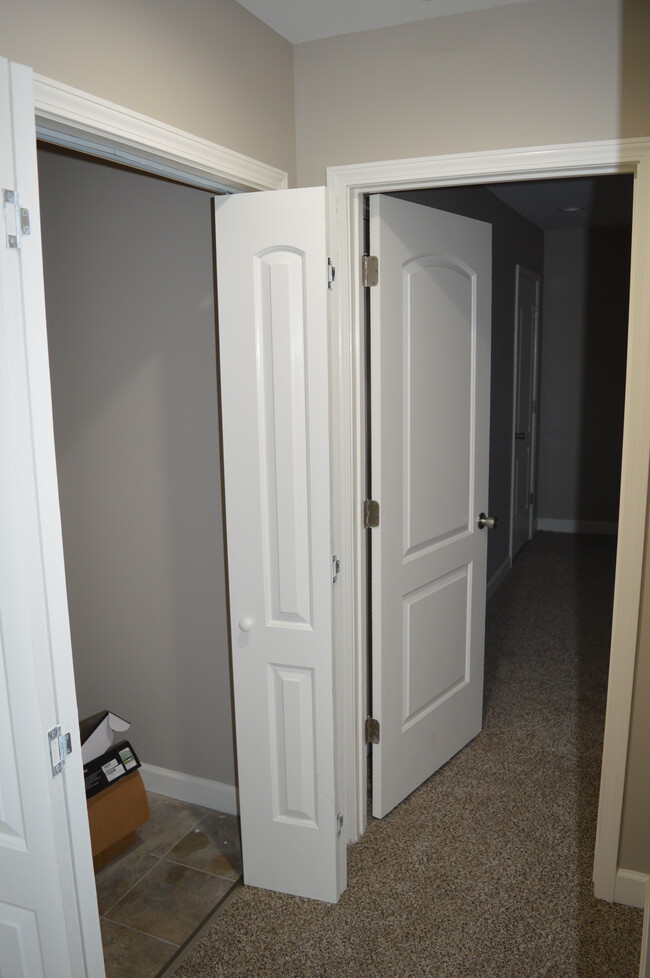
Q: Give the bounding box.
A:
[328,139,650,905]
[29,73,650,909]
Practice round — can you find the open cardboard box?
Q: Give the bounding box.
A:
[87,770,149,872]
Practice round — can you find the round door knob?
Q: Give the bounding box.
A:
[477,513,498,530]
[238,617,254,632]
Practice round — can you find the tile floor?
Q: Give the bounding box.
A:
[96,793,242,978]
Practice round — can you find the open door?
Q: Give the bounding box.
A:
[0,59,104,976]
[214,188,343,902]
[370,194,492,818]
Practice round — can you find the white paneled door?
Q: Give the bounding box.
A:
[214,189,343,902]
[370,195,492,818]
[0,60,104,977]
[512,266,540,558]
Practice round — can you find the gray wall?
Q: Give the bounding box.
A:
[537,227,630,525]
[1,0,296,184]
[38,146,234,786]
[393,187,543,582]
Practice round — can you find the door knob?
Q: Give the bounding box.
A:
[477,513,498,530]
[238,617,254,632]
[515,432,526,440]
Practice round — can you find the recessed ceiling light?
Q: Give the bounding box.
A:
[559,206,585,213]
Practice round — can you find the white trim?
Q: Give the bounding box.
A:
[140,764,239,817]
[614,868,649,909]
[487,556,512,600]
[640,880,650,978]
[536,518,618,535]
[509,266,540,562]
[327,138,650,901]
[32,74,288,193]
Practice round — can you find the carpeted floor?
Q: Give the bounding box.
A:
[173,533,643,977]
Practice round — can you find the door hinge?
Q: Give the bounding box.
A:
[365,717,380,744]
[332,554,340,584]
[328,257,336,289]
[361,254,378,288]
[337,812,344,838]
[364,498,380,529]
[3,189,30,249]
[48,725,72,777]
[530,491,534,504]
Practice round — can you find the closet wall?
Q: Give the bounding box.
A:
[38,144,235,787]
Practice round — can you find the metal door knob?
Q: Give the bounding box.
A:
[477,513,498,530]
[238,617,254,632]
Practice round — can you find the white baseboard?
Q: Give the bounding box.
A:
[139,763,239,816]
[536,518,617,535]
[614,868,649,909]
[487,555,511,600]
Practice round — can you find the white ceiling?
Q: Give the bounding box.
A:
[236,0,536,44]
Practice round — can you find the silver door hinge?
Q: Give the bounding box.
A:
[48,725,72,777]
[328,258,336,289]
[3,189,30,249]
[337,812,344,838]
[364,498,380,529]
[365,717,380,744]
[332,554,341,584]
[361,254,378,288]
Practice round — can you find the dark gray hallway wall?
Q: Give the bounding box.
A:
[537,227,630,527]
[393,188,543,583]
[38,146,235,786]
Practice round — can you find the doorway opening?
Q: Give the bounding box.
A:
[36,141,241,974]
[360,173,634,869]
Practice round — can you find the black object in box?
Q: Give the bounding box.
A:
[83,740,141,799]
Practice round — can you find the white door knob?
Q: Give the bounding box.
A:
[238,617,254,632]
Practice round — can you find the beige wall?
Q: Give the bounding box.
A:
[1,0,296,184]
[294,0,650,185]
[39,145,235,786]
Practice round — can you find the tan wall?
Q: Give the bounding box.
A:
[293,0,650,185]
[619,491,650,874]
[1,0,296,184]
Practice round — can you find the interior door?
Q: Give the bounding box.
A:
[0,59,104,976]
[370,194,492,819]
[214,187,343,902]
[512,266,540,558]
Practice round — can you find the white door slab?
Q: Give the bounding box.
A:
[512,266,540,558]
[370,194,492,819]
[0,59,104,977]
[214,188,342,902]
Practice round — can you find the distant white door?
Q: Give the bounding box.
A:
[0,59,104,977]
[214,188,343,902]
[370,195,492,819]
[511,266,540,559]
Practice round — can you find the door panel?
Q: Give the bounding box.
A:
[370,195,491,819]
[512,267,540,558]
[0,58,103,977]
[214,188,342,902]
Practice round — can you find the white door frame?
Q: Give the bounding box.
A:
[23,70,288,970]
[328,138,650,903]
[509,265,541,562]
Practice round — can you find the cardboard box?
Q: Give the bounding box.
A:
[87,769,149,871]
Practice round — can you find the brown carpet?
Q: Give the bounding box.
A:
[174,533,643,977]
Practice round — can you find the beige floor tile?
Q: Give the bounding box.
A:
[136,793,208,857]
[105,859,234,945]
[166,811,242,880]
[100,918,176,978]
[95,846,160,915]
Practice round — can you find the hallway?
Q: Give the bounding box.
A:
[173,533,643,978]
